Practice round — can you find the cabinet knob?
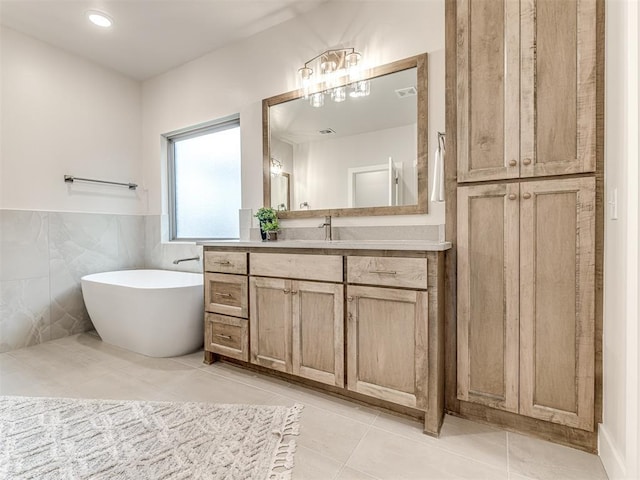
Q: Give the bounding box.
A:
[347,296,354,302]
[508,194,517,200]
[291,290,298,295]
[348,312,353,320]
[523,158,532,165]
[508,160,517,167]
[523,192,532,199]
[283,289,290,294]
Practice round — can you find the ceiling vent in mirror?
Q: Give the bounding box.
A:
[319,128,336,135]
[395,86,418,98]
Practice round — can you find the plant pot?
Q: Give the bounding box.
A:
[259,221,267,241]
[265,231,278,241]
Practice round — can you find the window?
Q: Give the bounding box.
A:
[167,117,241,240]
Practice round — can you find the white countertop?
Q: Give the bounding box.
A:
[197,239,452,251]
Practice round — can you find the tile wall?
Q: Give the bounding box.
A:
[0,210,145,353]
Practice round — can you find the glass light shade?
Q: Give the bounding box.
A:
[349,80,370,98]
[331,86,347,103]
[346,52,361,67]
[309,92,325,108]
[271,159,282,176]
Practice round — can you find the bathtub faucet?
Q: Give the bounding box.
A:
[173,256,200,265]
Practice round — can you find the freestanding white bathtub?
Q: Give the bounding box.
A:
[81,269,204,357]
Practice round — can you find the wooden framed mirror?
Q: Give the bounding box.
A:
[263,53,428,218]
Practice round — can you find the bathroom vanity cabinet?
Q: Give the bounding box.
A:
[200,242,449,435]
[203,251,249,362]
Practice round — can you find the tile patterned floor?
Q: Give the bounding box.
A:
[0,333,608,480]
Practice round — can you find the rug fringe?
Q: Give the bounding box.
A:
[268,403,304,480]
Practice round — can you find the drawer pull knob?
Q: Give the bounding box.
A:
[369,270,397,275]
[508,193,517,200]
[215,334,232,340]
[347,296,354,302]
[291,290,298,295]
[523,158,532,165]
[508,159,517,167]
[216,293,232,298]
[523,192,532,199]
[283,289,290,294]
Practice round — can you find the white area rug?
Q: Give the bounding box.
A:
[0,396,303,480]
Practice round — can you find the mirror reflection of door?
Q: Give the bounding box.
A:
[348,160,401,208]
[271,172,290,211]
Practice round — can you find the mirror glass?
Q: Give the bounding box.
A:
[264,54,427,218]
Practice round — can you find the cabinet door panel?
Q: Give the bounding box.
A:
[521,0,596,176]
[292,281,344,387]
[347,285,428,409]
[519,177,595,430]
[457,183,520,412]
[249,277,292,373]
[457,0,520,182]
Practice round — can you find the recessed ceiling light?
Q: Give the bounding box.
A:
[87,11,113,28]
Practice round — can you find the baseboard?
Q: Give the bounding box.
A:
[598,423,627,479]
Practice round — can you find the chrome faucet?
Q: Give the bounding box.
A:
[318,216,332,241]
[173,256,200,265]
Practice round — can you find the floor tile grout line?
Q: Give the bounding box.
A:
[367,417,510,473]
[196,365,380,427]
[507,431,511,476]
[335,414,381,480]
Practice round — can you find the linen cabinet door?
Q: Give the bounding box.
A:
[519,177,595,430]
[346,285,428,409]
[292,281,344,388]
[520,0,597,177]
[249,277,292,373]
[456,0,520,182]
[457,183,520,413]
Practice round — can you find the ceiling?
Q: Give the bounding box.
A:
[0,0,326,80]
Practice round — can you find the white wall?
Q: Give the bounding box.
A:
[0,27,143,214]
[601,0,640,478]
[293,124,417,209]
[141,1,445,229]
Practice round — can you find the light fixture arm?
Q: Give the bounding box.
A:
[300,47,358,71]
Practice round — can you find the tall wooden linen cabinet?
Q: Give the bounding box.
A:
[453,0,601,445]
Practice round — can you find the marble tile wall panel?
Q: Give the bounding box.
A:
[48,212,145,341]
[0,210,49,282]
[0,277,50,353]
[0,210,145,351]
[276,224,443,242]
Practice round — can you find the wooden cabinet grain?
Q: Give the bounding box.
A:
[457,177,596,430]
[203,252,249,363]
[249,276,344,387]
[457,0,596,182]
[347,285,428,409]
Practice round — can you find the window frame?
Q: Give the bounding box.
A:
[166,115,241,241]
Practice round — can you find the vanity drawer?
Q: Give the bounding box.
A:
[204,273,248,318]
[250,253,343,282]
[347,256,428,289]
[205,313,248,361]
[204,251,247,274]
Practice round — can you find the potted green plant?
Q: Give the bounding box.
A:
[255,207,280,241]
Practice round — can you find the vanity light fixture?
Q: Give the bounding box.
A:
[87,10,113,28]
[298,48,370,107]
[270,157,283,176]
